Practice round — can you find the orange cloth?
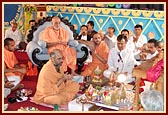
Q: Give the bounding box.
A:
[81,41,109,77]
[4,48,25,81]
[42,27,76,71]
[33,60,79,106]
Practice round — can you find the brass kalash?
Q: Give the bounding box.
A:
[85,66,109,88]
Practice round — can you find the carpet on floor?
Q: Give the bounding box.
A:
[4,76,53,111]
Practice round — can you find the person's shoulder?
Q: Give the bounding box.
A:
[101,41,108,47]
[125,48,134,57]
[109,47,117,53]
[87,35,91,40]
[60,27,68,33]
[5,28,11,32]
[141,34,147,38]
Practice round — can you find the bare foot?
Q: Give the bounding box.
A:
[25,89,32,96]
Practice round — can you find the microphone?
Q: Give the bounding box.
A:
[117,52,123,63]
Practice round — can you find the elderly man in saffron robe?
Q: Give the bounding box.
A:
[33,49,79,106]
[4,38,26,82]
[79,33,109,78]
[41,16,77,75]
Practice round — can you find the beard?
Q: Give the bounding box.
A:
[53,62,62,67]
[53,26,60,30]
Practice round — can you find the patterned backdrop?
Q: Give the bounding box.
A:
[4,4,37,37]
[46,5,165,42]
[3,4,165,42]
[4,4,25,34]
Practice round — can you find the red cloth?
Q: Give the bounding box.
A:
[14,50,29,64]
[146,59,164,82]
[4,76,53,111]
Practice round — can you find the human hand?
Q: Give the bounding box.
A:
[4,81,14,88]
[57,41,67,46]
[60,42,67,46]
[140,52,147,61]
[137,47,142,51]
[63,72,73,81]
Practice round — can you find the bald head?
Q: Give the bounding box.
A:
[52,16,61,30]
[50,49,63,67]
[157,41,164,53]
[52,16,60,22]
[50,49,62,58]
[98,30,105,40]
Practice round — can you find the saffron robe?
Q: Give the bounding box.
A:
[4,48,25,81]
[42,26,77,71]
[33,60,79,106]
[81,41,109,77]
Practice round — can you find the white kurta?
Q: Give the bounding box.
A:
[146,50,158,60]
[104,35,117,50]
[104,47,135,82]
[129,34,147,57]
[81,35,87,41]
[5,28,22,47]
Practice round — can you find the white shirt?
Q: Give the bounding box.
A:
[81,35,87,41]
[107,47,135,74]
[104,34,117,50]
[126,38,134,51]
[5,28,22,47]
[129,34,147,56]
[146,50,158,60]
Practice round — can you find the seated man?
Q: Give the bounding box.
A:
[41,16,77,75]
[5,22,22,48]
[157,41,164,53]
[4,38,26,81]
[140,39,158,61]
[87,21,97,38]
[133,45,164,94]
[33,49,79,106]
[79,33,109,78]
[103,34,135,83]
[77,25,91,41]
[24,19,36,44]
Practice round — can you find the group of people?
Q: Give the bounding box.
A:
[4,19,36,50]
[3,19,37,98]
[3,16,164,111]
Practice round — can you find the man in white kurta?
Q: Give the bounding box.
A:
[5,22,22,48]
[121,29,134,51]
[129,24,147,60]
[104,27,117,50]
[146,39,158,60]
[103,34,135,83]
